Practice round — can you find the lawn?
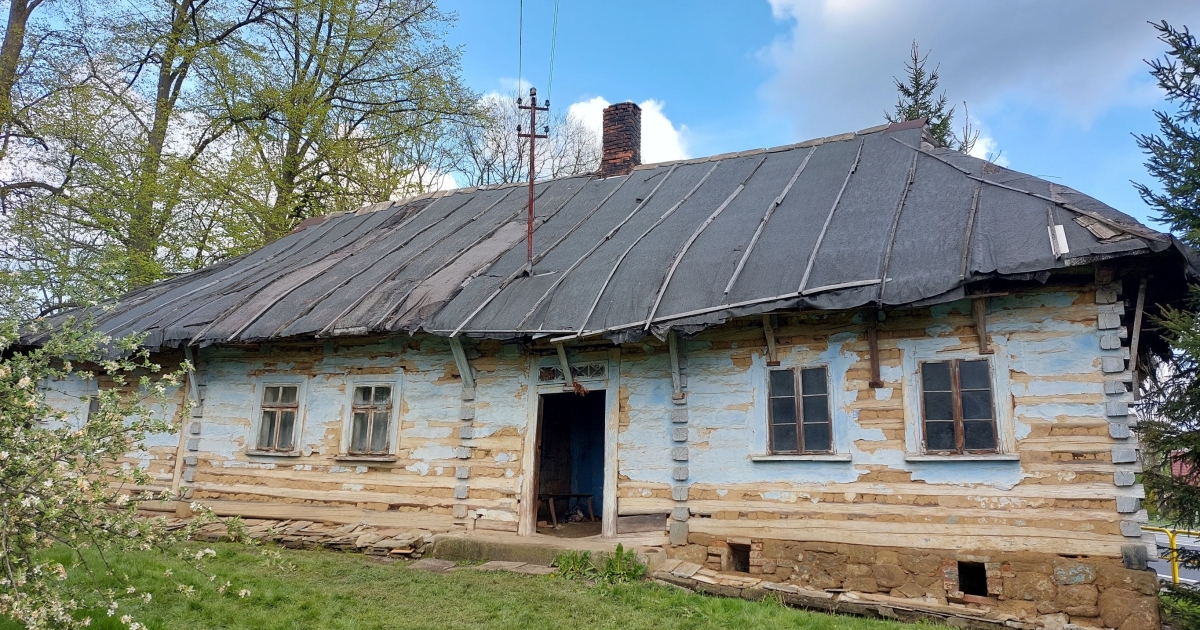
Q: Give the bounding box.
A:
[2,542,928,630]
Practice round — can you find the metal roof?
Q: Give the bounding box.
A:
[52,123,1185,348]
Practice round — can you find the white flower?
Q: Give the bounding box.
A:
[141,593,152,603]
[0,451,7,460]
[115,494,130,506]
[238,589,250,598]
[120,615,131,624]
[126,586,136,594]
[17,376,31,388]
[163,569,172,577]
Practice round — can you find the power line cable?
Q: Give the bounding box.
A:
[546,0,560,102]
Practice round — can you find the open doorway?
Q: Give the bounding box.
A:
[536,390,605,538]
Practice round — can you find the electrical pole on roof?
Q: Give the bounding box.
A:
[518,86,548,276]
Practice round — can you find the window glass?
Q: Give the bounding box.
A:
[349,384,395,455]
[258,383,301,452]
[919,360,997,454]
[768,367,832,454]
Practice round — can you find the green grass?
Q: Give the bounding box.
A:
[3,543,929,630]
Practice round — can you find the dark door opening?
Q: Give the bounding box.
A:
[536,390,605,537]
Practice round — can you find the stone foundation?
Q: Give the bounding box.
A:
[667,535,1160,630]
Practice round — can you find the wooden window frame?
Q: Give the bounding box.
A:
[918,359,998,455]
[256,384,301,453]
[767,366,833,455]
[338,376,402,460]
[347,384,394,456]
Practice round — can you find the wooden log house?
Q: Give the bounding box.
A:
[37,105,1194,630]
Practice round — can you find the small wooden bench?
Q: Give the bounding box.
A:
[538,493,595,527]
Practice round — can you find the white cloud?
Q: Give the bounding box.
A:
[567,96,690,164]
[763,0,1200,140]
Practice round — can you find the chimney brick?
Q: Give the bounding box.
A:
[601,102,641,177]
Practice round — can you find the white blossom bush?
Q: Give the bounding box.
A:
[0,316,236,628]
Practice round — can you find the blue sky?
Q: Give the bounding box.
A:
[441,0,1200,229]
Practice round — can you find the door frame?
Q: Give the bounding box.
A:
[518,348,620,537]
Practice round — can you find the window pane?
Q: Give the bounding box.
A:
[769,369,795,398]
[354,387,372,405]
[769,397,797,428]
[772,423,798,453]
[277,411,295,451]
[259,410,276,449]
[922,362,952,391]
[280,386,298,404]
[370,411,390,453]
[923,391,954,421]
[803,422,831,452]
[374,386,392,405]
[961,389,993,420]
[263,386,280,404]
[926,421,956,451]
[802,395,829,425]
[800,367,827,395]
[963,421,997,451]
[958,360,991,390]
[351,412,369,452]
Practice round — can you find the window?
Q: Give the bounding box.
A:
[920,359,996,453]
[349,385,393,455]
[257,385,299,452]
[768,367,831,453]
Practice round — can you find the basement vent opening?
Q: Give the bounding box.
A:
[729,543,750,573]
[958,561,988,597]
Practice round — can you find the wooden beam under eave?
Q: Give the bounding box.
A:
[973,297,994,355]
[448,337,476,390]
[668,331,685,403]
[1129,277,1148,400]
[763,314,779,366]
[866,307,883,388]
[555,342,574,389]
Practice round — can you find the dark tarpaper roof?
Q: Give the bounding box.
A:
[40,123,1189,349]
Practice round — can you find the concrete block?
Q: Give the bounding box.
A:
[190,405,203,418]
[672,466,689,481]
[455,466,470,479]
[1106,402,1129,417]
[456,447,471,459]
[669,521,689,546]
[1097,312,1121,330]
[1108,422,1130,439]
[460,405,475,421]
[182,469,195,483]
[1113,471,1136,486]
[1121,544,1148,571]
[183,456,198,466]
[188,421,201,435]
[672,485,689,501]
[454,484,468,500]
[670,408,688,424]
[1116,496,1140,513]
[459,426,475,440]
[186,438,199,451]
[1119,520,1142,537]
[671,447,689,462]
[1102,357,1126,373]
[1111,447,1138,463]
[672,507,690,522]
[1104,380,1128,394]
[451,504,468,518]
[672,427,689,442]
[461,386,475,401]
[1099,334,1123,350]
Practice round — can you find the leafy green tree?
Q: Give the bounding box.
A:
[885,41,979,153]
[1133,20,1200,627]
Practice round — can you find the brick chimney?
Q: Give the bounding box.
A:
[600,102,641,177]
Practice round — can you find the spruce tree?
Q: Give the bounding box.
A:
[1134,20,1200,627]
[886,41,955,147]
